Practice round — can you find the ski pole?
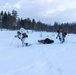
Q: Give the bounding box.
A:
[10,37,15,46]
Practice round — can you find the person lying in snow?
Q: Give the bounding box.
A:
[15,27,28,47]
[56,29,67,43]
[38,38,54,44]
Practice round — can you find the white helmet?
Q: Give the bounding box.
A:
[19,27,25,34]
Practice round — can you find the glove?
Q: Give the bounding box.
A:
[15,35,17,37]
[15,35,20,39]
[56,37,57,39]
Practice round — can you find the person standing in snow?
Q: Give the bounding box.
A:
[56,29,67,43]
[15,27,28,47]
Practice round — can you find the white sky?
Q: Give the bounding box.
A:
[0,0,76,24]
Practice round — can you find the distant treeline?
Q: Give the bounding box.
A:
[0,10,76,33]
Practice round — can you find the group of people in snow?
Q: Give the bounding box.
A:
[15,27,67,47]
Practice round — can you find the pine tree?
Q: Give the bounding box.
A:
[2,12,8,28]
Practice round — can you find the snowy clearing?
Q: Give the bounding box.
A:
[0,30,76,75]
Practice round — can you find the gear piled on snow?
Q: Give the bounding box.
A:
[38,38,54,44]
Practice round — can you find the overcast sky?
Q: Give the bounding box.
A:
[0,0,76,24]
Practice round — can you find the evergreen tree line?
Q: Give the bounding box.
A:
[0,10,76,33]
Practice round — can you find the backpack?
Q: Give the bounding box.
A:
[22,33,28,38]
[63,32,67,37]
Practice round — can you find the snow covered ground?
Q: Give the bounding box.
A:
[0,30,76,75]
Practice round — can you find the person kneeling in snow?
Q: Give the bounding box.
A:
[15,27,28,47]
[38,38,54,44]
